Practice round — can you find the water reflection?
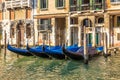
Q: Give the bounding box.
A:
[0,49,120,80]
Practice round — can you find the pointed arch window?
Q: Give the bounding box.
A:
[26,23,31,38]
[0,25,2,40]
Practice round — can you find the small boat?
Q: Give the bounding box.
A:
[44,48,65,59]
[27,44,49,58]
[62,46,84,60]
[62,46,101,60]
[44,44,78,59]
[7,44,32,56]
[96,46,104,53]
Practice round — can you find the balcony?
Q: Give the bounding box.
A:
[81,3,90,11]
[70,5,77,11]
[94,3,103,10]
[5,0,32,9]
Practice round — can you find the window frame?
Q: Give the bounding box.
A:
[56,0,65,9]
[40,0,48,10]
[117,33,120,41]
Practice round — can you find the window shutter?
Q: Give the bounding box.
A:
[55,0,57,7]
[79,0,82,11]
[46,0,48,8]
[90,0,93,10]
[63,0,65,8]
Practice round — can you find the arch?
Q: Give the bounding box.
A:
[26,23,31,38]
[0,25,2,40]
[0,25,2,31]
[82,18,92,27]
[16,20,24,29]
[98,17,104,24]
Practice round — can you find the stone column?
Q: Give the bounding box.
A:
[65,16,68,46]
[92,16,95,47]
[78,17,82,46]
[104,13,110,48]
[67,13,71,46]
[51,18,55,46]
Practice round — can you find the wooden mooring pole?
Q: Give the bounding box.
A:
[4,31,7,60]
[84,26,88,64]
[103,32,108,59]
[16,30,19,58]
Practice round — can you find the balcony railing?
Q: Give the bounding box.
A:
[81,3,90,11]
[5,0,32,9]
[70,5,77,11]
[94,3,102,10]
[37,24,52,33]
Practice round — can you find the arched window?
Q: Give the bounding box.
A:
[26,23,31,38]
[0,25,2,40]
[83,18,92,27]
[98,17,104,23]
[10,22,15,38]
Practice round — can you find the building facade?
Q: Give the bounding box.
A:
[34,0,69,46]
[0,0,34,46]
[34,0,120,47]
[0,0,120,48]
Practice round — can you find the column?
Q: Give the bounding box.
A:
[67,13,71,46]
[104,13,110,48]
[51,18,55,46]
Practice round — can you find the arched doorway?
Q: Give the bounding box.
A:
[81,18,92,46]
[96,17,104,46]
[16,20,25,47]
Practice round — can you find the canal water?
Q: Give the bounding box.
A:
[0,49,120,80]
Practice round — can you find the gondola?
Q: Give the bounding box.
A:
[27,44,49,58]
[44,44,79,59]
[62,46,101,60]
[44,48,65,59]
[7,44,32,56]
[62,46,84,60]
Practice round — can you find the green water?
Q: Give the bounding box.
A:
[0,50,120,80]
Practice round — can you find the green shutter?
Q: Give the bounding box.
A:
[102,0,104,10]
[90,0,93,10]
[63,0,65,8]
[79,0,82,11]
[96,33,99,45]
[55,0,57,7]
[48,19,51,24]
[92,0,95,10]
[46,0,48,8]
[77,0,80,11]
